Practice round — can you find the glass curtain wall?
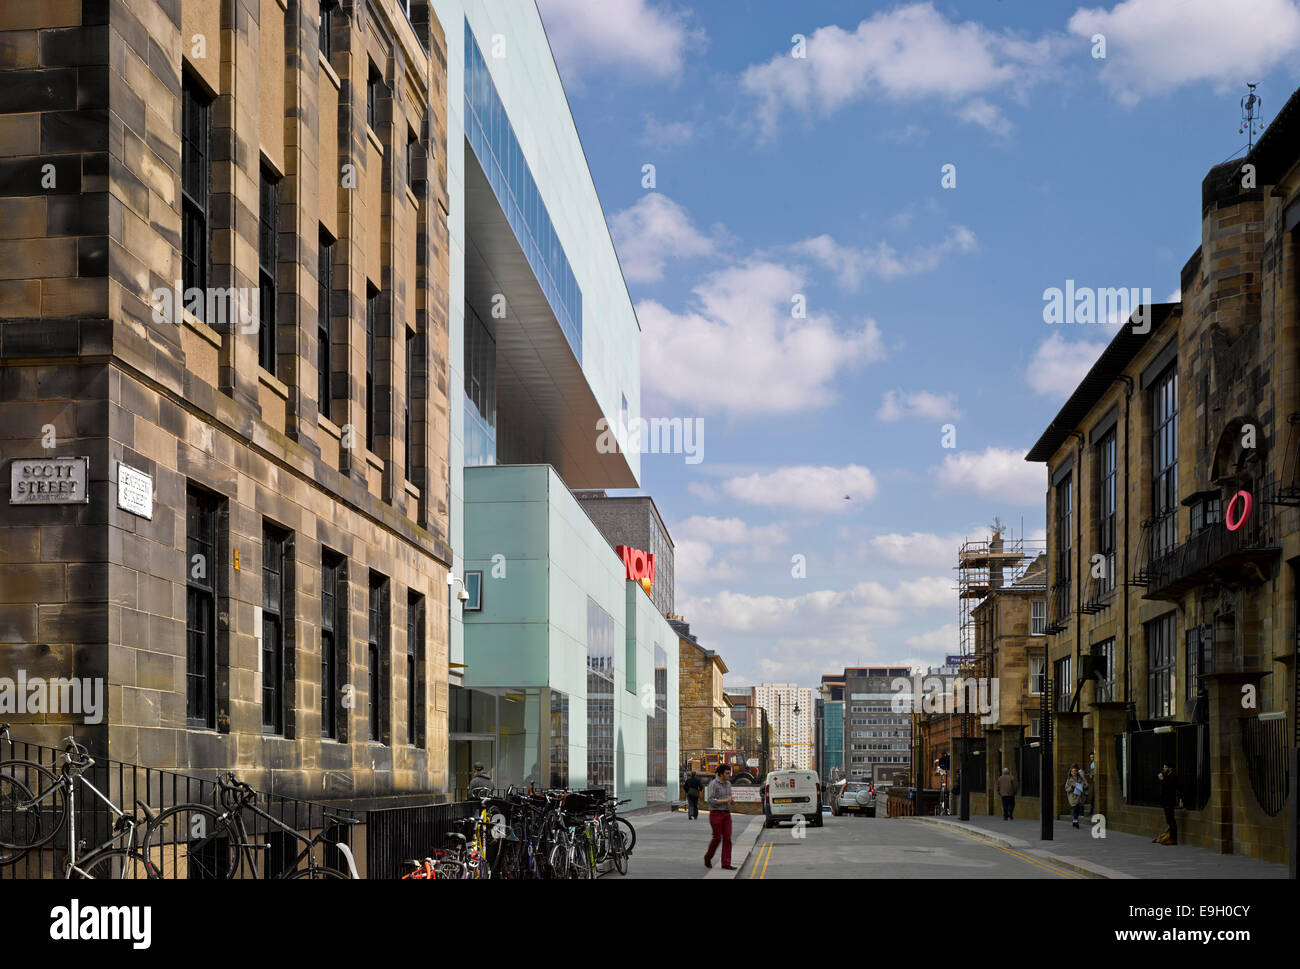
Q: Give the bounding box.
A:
[587,597,616,792]
[463,303,497,467]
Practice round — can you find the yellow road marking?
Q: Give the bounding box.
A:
[759,840,773,879]
[937,823,1083,878]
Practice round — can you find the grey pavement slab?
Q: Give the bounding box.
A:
[620,810,765,879]
[739,813,1083,878]
[915,815,1286,879]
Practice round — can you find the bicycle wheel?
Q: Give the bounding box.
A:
[68,849,156,880]
[435,858,465,880]
[0,760,66,853]
[284,865,348,879]
[0,775,37,864]
[140,804,239,879]
[610,827,628,876]
[547,830,571,879]
[615,816,636,854]
[568,832,593,880]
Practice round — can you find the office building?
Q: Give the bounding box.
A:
[753,682,814,770]
[842,667,912,786]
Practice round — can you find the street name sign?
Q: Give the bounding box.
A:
[9,457,89,505]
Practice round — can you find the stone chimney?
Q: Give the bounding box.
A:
[989,529,1004,590]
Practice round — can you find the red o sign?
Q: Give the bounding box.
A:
[616,545,655,589]
[1225,490,1252,531]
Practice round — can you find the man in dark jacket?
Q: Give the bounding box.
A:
[468,762,493,799]
[683,770,703,819]
[997,768,1017,820]
[1157,762,1178,845]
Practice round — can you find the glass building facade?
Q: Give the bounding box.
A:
[587,597,616,791]
[464,24,582,361]
[647,644,668,789]
[822,700,844,778]
[463,303,497,467]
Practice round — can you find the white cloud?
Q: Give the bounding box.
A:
[793,226,978,289]
[536,0,704,84]
[877,389,961,423]
[1068,0,1300,103]
[1026,331,1109,398]
[673,516,789,593]
[686,482,719,502]
[639,261,885,416]
[680,574,951,636]
[609,192,724,284]
[739,2,1052,138]
[641,114,696,147]
[675,539,743,586]
[934,447,1043,506]
[720,465,879,513]
[676,515,789,548]
[956,97,1012,135]
[906,623,959,653]
[868,531,968,568]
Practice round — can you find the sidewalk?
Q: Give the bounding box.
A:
[621,810,765,879]
[913,815,1286,879]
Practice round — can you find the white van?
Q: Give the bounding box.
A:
[762,769,823,828]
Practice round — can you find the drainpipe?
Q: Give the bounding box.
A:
[1117,375,1135,724]
[1067,430,1086,699]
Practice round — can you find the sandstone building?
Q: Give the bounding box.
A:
[1026,87,1300,861]
[0,0,452,809]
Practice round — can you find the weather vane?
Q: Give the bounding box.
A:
[1240,83,1263,151]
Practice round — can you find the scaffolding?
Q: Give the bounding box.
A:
[955,523,1045,684]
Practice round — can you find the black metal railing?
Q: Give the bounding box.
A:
[1271,414,1300,506]
[1240,715,1290,817]
[366,800,479,879]
[1081,570,1116,614]
[1016,744,1041,797]
[1124,723,1210,810]
[1143,477,1282,598]
[965,738,986,794]
[1045,579,1071,634]
[0,736,358,879]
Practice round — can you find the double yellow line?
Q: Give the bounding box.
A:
[939,824,1083,878]
[747,840,775,879]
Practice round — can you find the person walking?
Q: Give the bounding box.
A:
[467,761,493,799]
[1065,764,1089,828]
[683,769,703,820]
[703,764,736,870]
[1156,762,1178,845]
[997,767,1017,820]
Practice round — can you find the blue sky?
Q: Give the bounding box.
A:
[533,0,1300,687]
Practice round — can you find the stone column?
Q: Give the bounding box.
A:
[1054,711,1087,818]
[1090,701,1128,822]
[1202,671,1268,854]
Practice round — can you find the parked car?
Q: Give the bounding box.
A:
[832,781,875,817]
[762,769,823,828]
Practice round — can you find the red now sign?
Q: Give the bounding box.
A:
[617,545,655,590]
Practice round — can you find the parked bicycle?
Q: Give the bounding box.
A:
[140,771,358,879]
[0,728,158,878]
[435,786,634,880]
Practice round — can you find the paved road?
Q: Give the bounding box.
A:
[621,809,766,879]
[737,813,1084,879]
